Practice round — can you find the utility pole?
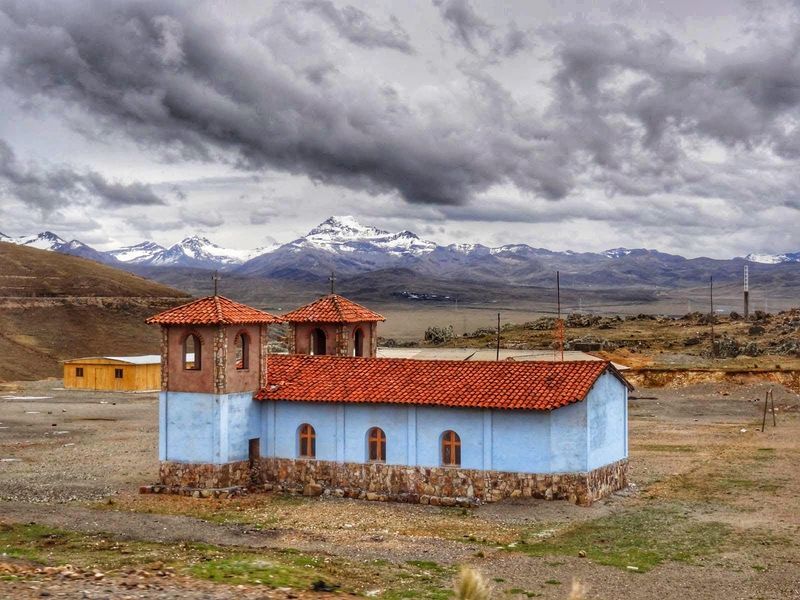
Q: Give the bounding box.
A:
[496,312,501,361]
[709,275,715,358]
[743,264,750,319]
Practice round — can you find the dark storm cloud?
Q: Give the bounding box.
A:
[0,0,564,205]
[433,0,532,58]
[2,0,800,224]
[544,21,800,197]
[299,0,414,54]
[433,0,492,53]
[0,138,164,210]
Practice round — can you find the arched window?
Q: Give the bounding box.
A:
[235,332,250,370]
[441,430,461,467]
[183,333,201,370]
[367,427,386,462]
[353,327,364,357]
[310,328,327,355]
[298,423,316,458]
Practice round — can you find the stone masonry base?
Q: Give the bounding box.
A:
[156,458,628,506]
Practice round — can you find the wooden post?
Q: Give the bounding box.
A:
[496,312,500,361]
[761,388,776,432]
[771,389,776,427]
[709,275,715,359]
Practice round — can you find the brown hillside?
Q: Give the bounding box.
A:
[0,243,190,382]
[0,241,187,297]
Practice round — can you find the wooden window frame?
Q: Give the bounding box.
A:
[441,430,461,467]
[235,331,250,370]
[310,328,327,356]
[367,427,386,463]
[298,423,316,458]
[75,367,84,378]
[353,327,364,357]
[183,333,202,371]
[114,368,124,379]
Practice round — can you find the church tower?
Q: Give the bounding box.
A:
[146,295,281,487]
[282,294,384,358]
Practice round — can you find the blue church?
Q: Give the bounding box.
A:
[147,293,630,505]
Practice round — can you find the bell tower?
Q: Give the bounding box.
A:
[146,295,281,487]
[281,293,385,358]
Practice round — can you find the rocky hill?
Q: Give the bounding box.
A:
[0,242,189,381]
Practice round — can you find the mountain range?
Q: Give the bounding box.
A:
[2,216,799,290]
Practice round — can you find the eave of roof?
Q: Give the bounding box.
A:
[146,295,282,326]
[281,294,385,323]
[255,355,632,411]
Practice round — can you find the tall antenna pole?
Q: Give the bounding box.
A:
[743,264,750,319]
[496,312,501,361]
[555,271,564,362]
[709,275,715,358]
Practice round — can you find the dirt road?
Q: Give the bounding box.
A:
[1,379,799,599]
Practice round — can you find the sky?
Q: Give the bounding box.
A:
[1,0,799,257]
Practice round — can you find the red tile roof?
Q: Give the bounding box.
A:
[255,355,631,411]
[281,294,385,323]
[146,295,282,326]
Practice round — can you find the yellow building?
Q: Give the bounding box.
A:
[63,355,160,391]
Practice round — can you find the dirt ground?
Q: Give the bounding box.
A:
[1,379,799,599]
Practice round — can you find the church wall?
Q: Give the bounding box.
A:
[255,399,624,474]
[223,324,262,393]
[491,409,552,472]
[587,372,628,470]
[549,400,589,473]
[165,325,215,393]
[413,406,486,469]
[159,391,259,464]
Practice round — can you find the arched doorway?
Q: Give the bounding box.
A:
[310,328,327,355]
[354,328,364,357]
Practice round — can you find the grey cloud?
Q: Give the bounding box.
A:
[178,206,224,229]
[0,138,165,210]
[300,0,414,54]
[433,0,532,58]
[0,0,564,206]
[433,0,492,53]
[2,0,800,238]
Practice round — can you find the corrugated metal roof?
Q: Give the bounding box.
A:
[63,355,161,365]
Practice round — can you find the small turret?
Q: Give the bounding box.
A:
[281,294,384,358]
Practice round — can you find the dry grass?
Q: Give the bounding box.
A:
[454,567,491,600]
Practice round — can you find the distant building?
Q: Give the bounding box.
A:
[63,355,160,391]
[147,294,630,506]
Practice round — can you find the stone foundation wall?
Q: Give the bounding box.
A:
[159,460,250,489]
[254,458,628,506]
[157,458,627,506]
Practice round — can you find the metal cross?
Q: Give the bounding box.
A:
[212,270,220,296]
[329,271,336,294]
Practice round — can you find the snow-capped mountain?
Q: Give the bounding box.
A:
[3,218,798,289]
[106,241,166,263]
[287,216,437,257]
[0,231,113,263]
[142,236,260,268]
[236,216,438,278]
[745,252,800,264]
[4,231,69,251]
[603,248,634,259]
